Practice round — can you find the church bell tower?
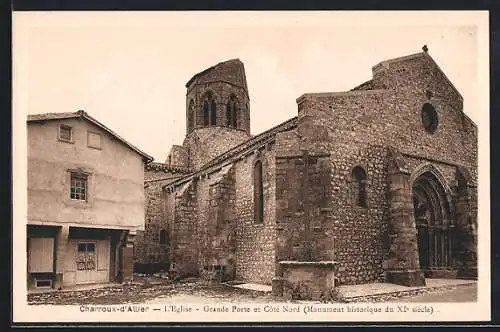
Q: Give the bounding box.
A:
[182,59,252,170]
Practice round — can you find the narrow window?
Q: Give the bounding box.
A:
[159,229,169,245]
[351,166,367,207]
[188,100,195,130]
[226,102,232,127]
[59,124,72,142]
[254,160,264,223]
[210,99,217,125]
[70,173,87,201]
[226,95,238,128]
[203,101,210,126]
[232,103,238,128]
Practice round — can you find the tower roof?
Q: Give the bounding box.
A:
[185,58,248,91]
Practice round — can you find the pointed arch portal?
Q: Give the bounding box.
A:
[412,171,454,274]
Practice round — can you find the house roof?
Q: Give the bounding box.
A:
[27,110,154,162]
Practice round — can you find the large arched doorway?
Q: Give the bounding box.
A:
[412,171,454,276]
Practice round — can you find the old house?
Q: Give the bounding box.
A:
[136,47,477,299]
[27,110,152,290]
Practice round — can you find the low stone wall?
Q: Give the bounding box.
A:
[276,261,337,300]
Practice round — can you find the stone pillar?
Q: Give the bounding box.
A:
[199,165,236,283]
[301,150,313,261]
[54,225,69,290]
[384,148,425,287]
[455,167,478,279]
[121,230,136,283]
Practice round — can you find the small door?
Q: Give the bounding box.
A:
[74,240,110,284]
[75,242,97,284]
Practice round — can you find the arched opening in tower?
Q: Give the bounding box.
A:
[188,100,195,131]
[210,100,217,126]
[203,100,210,126]
[226,96,239,129]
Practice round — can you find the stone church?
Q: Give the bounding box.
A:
[135,46,477,298]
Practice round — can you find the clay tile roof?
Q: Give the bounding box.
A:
[27,110,153,162]
[146,162,191,174]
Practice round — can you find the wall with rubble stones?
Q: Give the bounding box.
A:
[166,145,188,168]
[232,146,277,284]
[141,51,477,289]
[183,128,250,170]
[134,164,188,271]
[165,122,298,285]
[293,51,477,285]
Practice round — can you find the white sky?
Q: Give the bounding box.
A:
[13,11,487,162]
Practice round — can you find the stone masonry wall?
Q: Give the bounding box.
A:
[167,145,188,168]
[329,145,389,285]
[294,52,477,285]
[275,152,332,266]
[135,180,169,266]
[198,165,237,282]
[135,168,175,266]
[170,179,198,278]
[372,53,463,113]
[134,165,188,272]
[183,127,250,171]
[233,145,277,285]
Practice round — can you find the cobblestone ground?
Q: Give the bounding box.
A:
[388,284,477,302]
[27,277,477,305]
[27,277,280,305]
[343,284,477,303]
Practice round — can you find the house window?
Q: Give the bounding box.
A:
[70,173,87,201]
[159,229,169,245]
[351,166,368,207]
[59,124,72,142]
[87,131,102,149]
[254,160,264,223]
[35,279,52,288]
